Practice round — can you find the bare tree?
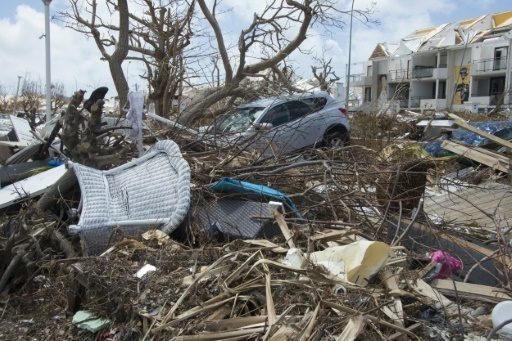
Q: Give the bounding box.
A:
[129,0,196,117]
[60,0,196,117]
[311,56,340,93]
[178,0,375,124]
[0,85,12,114]
[51,82,68,113]
[18,76,44,127]
[60,0,130,112]
[60,0,374,122]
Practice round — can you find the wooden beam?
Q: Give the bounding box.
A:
[380,270,406,341]
[431,279,512,303]
[441,140,509,173]
[274,210,296,248]
[407,278,453,308]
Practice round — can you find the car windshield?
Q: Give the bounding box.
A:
[216,107,265,133]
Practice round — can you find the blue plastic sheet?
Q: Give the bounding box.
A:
[423,135,452,157]
[424,121,512,157]
[210,177,300,216]
[452,121,512,147]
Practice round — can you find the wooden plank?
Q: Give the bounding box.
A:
[431,279,512,303]
[471,145,509,162]
[387,323,422,340]
[448,113,512,150]
[380,270,406,341]
[274,210,295,248]
[441,140,509,173]
[407,278,453,308]
[310,229,356,242]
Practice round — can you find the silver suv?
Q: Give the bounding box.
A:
[205,91,350,156]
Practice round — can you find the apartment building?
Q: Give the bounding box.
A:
[349,10,512,113]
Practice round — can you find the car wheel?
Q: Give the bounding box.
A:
[324,131,348,148]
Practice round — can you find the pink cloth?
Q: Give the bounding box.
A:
[430,250,463,279]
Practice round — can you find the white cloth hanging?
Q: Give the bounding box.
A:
[125,91,145,157]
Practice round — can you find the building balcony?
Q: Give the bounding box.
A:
[388,69,411,82]
[433,66,447,79]
[471,90,506,106]
[412,65,447,79]
[473,57,507,74]
[387,98,409,108]
[350,74,372,87]
[347,99,362,111]
[420,98,447,110]
[410,96,432,107]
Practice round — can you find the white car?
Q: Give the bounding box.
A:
[205,92,350,156]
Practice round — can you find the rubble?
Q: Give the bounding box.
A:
[1,102,512,340]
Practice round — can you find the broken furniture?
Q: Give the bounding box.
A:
[68,140,191,255]
[195,199,281,240]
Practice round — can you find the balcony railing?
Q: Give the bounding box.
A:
[412,66,434,78]
[473,57,507,72]
[387,98,409,107]
[347,99,361,109]
[350,74,362,82]
[410,96,430,107]
[389,69,411,81]
[471,90,505,97]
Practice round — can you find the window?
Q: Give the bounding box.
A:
[438,81,446,99]
[287,101,313,121]
[364,87,372,102]
[262,103,291,126]
[301,97,328,112]
[216,106,264,133]
[494,47,508,71]
[490,77,505,105]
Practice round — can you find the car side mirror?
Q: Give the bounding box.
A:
[256,122,273,131]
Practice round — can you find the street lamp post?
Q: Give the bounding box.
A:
[126,61,131,89]
[12,76,22,115]
[345,0,355,111]
[42,0,52,122]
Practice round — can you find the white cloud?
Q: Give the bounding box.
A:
[0,5,116,99]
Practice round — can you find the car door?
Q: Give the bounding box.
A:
[253,102,292,155]
[257,100,320,154]
[285,99,326,149]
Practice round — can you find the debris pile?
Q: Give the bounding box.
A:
[1,95,512,340]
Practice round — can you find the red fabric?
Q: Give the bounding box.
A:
[430,250,463,279]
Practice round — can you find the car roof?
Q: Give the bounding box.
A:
[237,91,333,109]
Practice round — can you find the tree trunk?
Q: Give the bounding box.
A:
[109,0,130,114]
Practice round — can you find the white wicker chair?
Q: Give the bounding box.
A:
[68,140,191,254]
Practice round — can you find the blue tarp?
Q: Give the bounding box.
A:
[452,121,512,147]
[210,177,300,216]
[424,121,512,157]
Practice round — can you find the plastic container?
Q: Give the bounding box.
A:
[492,301,512,339]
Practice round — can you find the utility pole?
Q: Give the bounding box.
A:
[42,0,52,122]
[345,0,355,111]
[12,76,22,115]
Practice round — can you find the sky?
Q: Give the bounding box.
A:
[0,0,510,101]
